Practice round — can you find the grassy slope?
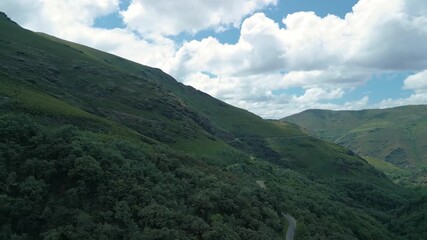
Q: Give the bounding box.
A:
[1,12,425,238]
[283,107,427,184]
[0,10,404,189]
[31,27,382,182]
[0,13,354,174]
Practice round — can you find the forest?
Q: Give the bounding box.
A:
[0,11,426,239]
[1,114,426,239]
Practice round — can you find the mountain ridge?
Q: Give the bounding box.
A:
[1,12,426,239]
[283,105,427,185]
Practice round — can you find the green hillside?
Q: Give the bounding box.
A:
[283,106,427,185]
[1,12,426,239]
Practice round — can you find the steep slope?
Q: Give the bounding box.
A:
[0,11,372,176]
[1,12,425,239]
[283,106,427,184]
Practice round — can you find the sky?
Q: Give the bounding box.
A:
[1,0,427,118]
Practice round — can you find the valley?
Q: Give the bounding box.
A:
[283,107,427,185]
[0,12,426,239]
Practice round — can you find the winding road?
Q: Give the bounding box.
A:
[254,180,297,239]
[283,213,297,240]
[226,135,308,143]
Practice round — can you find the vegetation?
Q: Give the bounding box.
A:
[283,107,427,185]
[0,114,287,239]
[0,12,426,239]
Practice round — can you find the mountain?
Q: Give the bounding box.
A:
[1,12,426,239]
[283,106,427,185]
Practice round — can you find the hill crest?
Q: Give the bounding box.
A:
[1,12,425,239]
[283,105,427,184]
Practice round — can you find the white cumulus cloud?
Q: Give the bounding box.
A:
[169,0,427,117]
[404,70,427,91]
[376,70,427,109]
[121,0,277,36]
[1,0,426,118]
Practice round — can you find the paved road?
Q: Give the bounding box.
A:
[226,135,308,143]
[284,213,296,240]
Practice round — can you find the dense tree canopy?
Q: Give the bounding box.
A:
[1,114,425,239]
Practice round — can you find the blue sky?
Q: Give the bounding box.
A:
[95,0,359,43]
[1,0,426,118]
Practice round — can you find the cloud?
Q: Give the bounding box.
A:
[229,93,370,119]
[347,0,427,71]
[378,93,427,109]
[173,0,427,75]
[169,0,427,117]
[1,0,426,118]
[375,70,427,109]
[292,87,344,104]
[121,0,277,36]
[0,0,177,70]
[0,0,43,25]
[167,12,287,79]
[404,70,427,91]
[0,0,120,32]
[64,27,177,70]
[279,69,371,89]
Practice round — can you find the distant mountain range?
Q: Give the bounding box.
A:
[283,105,427,185]
[1,11,426,239]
